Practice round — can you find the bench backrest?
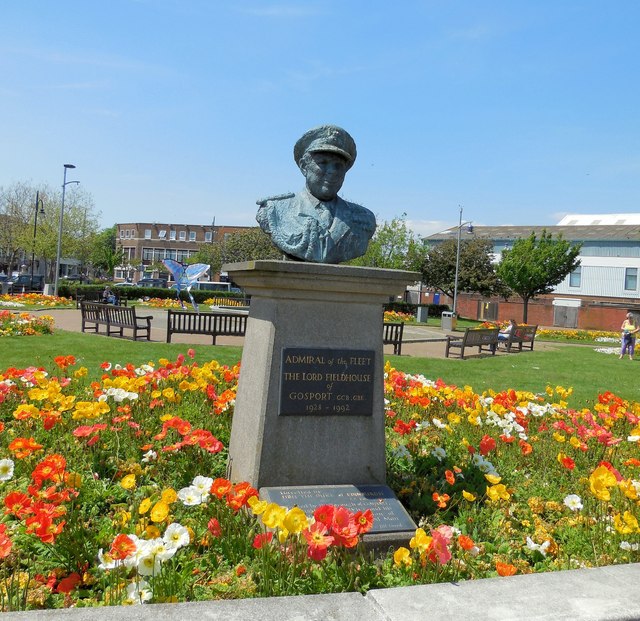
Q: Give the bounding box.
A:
[80,301,105,321]
[512,325,537,341]
[383,322,404,342]
[168,310,247,335]
[463,327,499,345]
[106,305,137,324]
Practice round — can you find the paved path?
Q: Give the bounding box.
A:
[40,308,562,359]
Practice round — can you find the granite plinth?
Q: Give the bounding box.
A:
[224,261,418,489]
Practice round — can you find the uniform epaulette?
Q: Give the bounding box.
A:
[256,192,295,206]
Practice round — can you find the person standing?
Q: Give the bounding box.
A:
[620,312,638,360]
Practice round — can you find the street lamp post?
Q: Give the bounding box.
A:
[30,191,45,290]
[452,206,473,318]
[54,164,79,297]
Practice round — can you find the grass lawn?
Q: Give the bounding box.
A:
[0,330,243,372]
[388,345,637,410]
[0,328,632,410]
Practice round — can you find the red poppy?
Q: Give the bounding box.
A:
[0,524,12,558]
[496,561,517,576]
[445,470,455,485]
[109,534,136,560]
[519,439,533,455]
[57,572,81,594]
[432,492,450,509]
[353,509,374,534]
[314,504,335,527]
[207,518,221,538]
[210,478,232,499]
[479,435,497,456]
[252,532,273,549]
[4,491,32,518]
[458,534,475,551]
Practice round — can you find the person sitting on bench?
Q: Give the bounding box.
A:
[497,319,518,347]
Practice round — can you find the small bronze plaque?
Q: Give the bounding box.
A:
[260,485,416,534]
[280,347,375,416]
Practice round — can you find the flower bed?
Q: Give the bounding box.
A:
[0,311,54,336]
[0,294,72,309]
[384,310,415,323]
[0,352,638,610]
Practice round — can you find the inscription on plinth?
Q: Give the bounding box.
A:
[260,485,416,534]
[280,347,375,416]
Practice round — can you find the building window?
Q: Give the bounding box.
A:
[189,231,196,242]
[159,230,167,239]
[179,231,186,241]
[204,231,212,243]
[130,229,135,237]
[169,230,176,240]
[569,266,581,288]
[144,229,152,240]
[120,230,125,238]
[625,268,638,291]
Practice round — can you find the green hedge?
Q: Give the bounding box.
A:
[383,301,450,316]
[64,285,248,305]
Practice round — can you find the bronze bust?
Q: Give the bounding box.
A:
[256,125,376,263]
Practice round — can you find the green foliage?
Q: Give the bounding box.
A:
[195,228,281,274]
[349,214,426,271]
[91,227,125,278]
[497,231,582,322]
[420,238,505,299]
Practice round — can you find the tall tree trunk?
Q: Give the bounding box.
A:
[522,297,529,323]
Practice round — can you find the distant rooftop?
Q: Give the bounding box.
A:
[557,213,640,225]
[425,224,640,242]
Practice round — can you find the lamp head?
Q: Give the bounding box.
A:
[64,164,76,169]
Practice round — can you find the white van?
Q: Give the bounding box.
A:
[194,281,231,292]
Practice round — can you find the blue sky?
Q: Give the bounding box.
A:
[2,1,639,236]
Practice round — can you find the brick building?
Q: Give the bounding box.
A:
[114,222,252,283]
[424,217,640,331]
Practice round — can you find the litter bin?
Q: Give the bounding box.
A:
[416,305,428,323]
[441,311,457,331]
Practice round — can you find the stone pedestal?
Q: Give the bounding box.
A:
[224,260,418,489]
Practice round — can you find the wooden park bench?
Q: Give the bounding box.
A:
[106,305,153,340]
[503,324,538,352]
[80,301,152,340]
[383,322,404,355]
[445,327,499,359]
[166,309,248,344]
[80,301,108,334]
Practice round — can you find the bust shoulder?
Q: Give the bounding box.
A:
[256,192,295,207]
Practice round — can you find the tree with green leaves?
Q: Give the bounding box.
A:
[91,226,125,278]
[349,214,426,272]
[1,181,100,280]
[496,230,581,323]
[195,227,282,275]
[420,237,505,301]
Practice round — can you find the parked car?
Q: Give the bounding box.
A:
[137,278,168,288]
[10,274,45,293]
[114,281,136,287]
